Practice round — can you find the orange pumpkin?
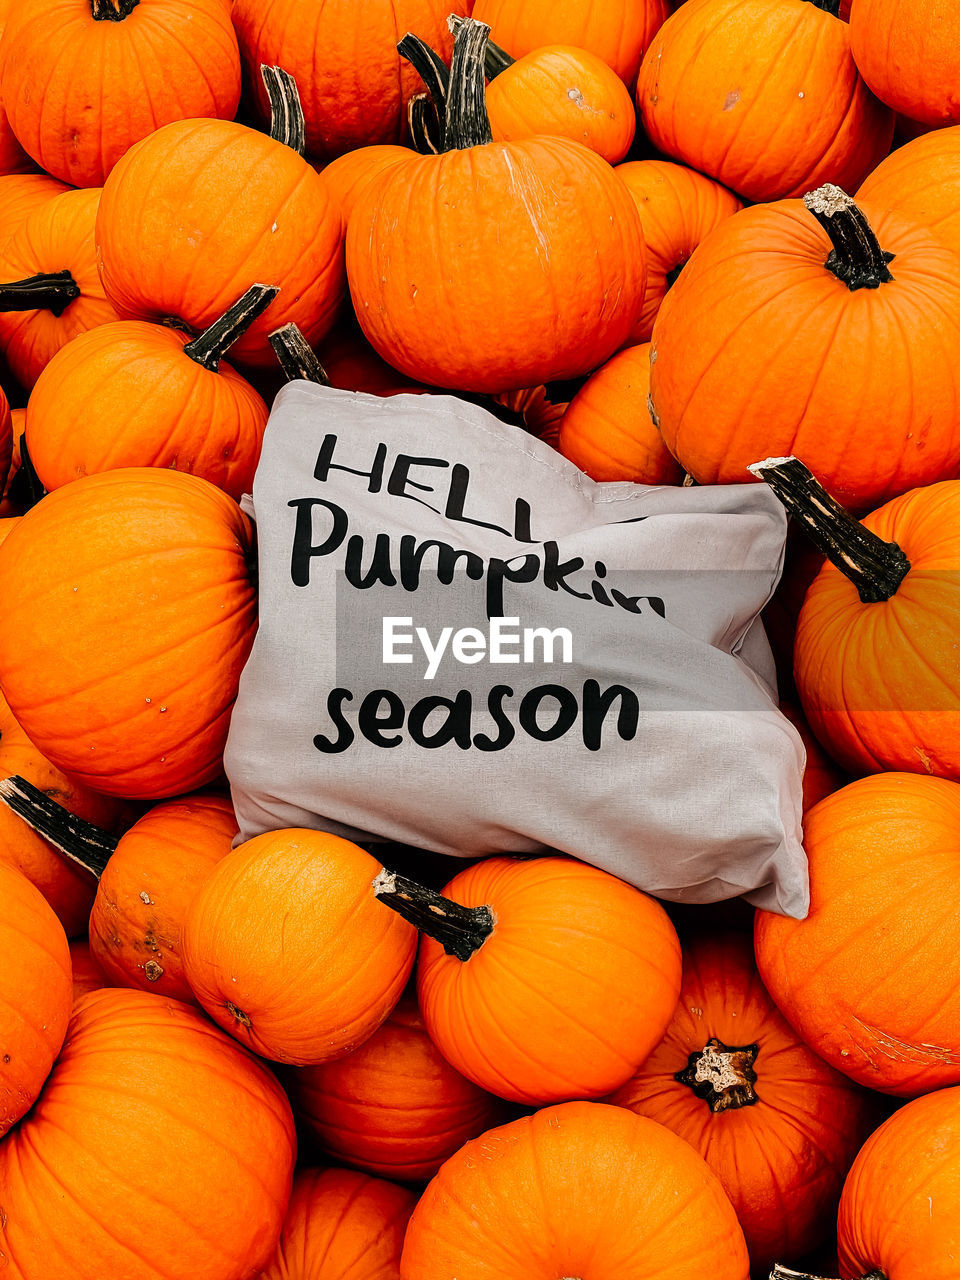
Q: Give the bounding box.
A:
[347,18,646,394]
[319,145,416,224]
[0,187,120,388]
[318,325,431,396]
[0,383,11,500]
[0,468,257,798]
[0,861,72,1138]
[377,856,682,1104]
[25,285,274,499]
[401,1102,749,1278]
[615,160,742,342]
[259,1168,415,1280]
[182,830,417,1065]
[0,988,296,1280]
[558,343,684,484]
[858,124,960,259]
[290,992,508,1181]
[607,933,878,1271]
[780,700,845,813]
[649,187,960,510]
[755,773,960,1096]
[849,0,960,127]
[69,938,106,1004]
[0,0,241,188]
[495,382,567,447]
[0,407,22,515]
[638,0,894,203]
[0,0,31,179]
[0,173,68,254]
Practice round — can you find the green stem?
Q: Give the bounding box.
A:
[268,322,330,385]
[373,869,494,962]
[0,271,80,317]
[261,64,306,156]
[183,284,279,372]
[0,776,117,878]
[803,185,895,291]
[443,17,492,151]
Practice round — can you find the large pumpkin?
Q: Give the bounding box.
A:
[182,830,417,1065]
[755,772,960,1096]
[0,173,69,254]
[0,0,241,187]
[401,1102,749,1278]
[607,933,878,1271]
[319,145,416,225]
[347,18,646,395]
[0,468,257,798]
[0,988,296,1280]
[858,124,960,260]
[0,862,72,1138]
[290,992,508,1181]
[849,0,960,127]
[377,855,682,1104]
[649,186,960,510]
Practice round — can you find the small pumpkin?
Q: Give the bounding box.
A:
[858,124,960,260]
[376,855,682,1104]
[849,0,960,127]
[318,325,431,396]
[69,938,105,1004]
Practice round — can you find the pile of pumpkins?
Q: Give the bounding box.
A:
[0,0,959,1276]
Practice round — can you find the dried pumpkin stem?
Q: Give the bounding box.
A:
[408,93,443,155]
[183,284,279,372]
[748,456,910,604]
[91,0,139,19]
[802,0,842,13]
[675,1038,760,1112]
[398,33,450,120]
[0,270,80,317]
[268,322,330,384]
[0,775,117,878]
[448,14,513,77]
[770,1266,886,1280]
[803,185,895,291]
[261,64,306,156]
[444,16,493,150]
[373,869,494,962]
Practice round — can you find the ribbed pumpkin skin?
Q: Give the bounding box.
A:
[859,124,960,259]
[96,120,345,368]
[69,938,105,1004]
[795,482,960,779]
[0,175,68,257]
[26,320,268,499]
[0,689,132,936]
[258,1168,416,1280]
[849,0,960,127]
[319,146,415,226]
[347,138,646,394]
[290,993,508,1181]
[417,857,682,1104]
[182,830,417,1065]
[0,989,296,1280]
[608,933,878,1270]
[0,187,120,388]
[755,774,960,1095]
[0,0,30,178]
[616,160,742,342]
[472,0,671,85]
[486,45,636,164]
[838,1086,960,1278]
[638,0,894,203]
[90,794,236,1003]
[401,1102,750,1279]
[558,343,684,485]
[649,199,960,510]
[0,862,72,1138]
[0,468,257,798]
[0,0,241,188]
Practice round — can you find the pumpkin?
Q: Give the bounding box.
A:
[858,124,960,259]
[780,699,845,813]
[0,176,67,260]
[0,383,11,500]
[318,325,430,396]
[0,861,72,1138]
[615,159,742,342]
[0,187,120,388]
[755,772,960,1096]
[69,938,105,1003]
[485,43,637,165]
[0,988,296,1280]
[347,18,646,395]
[849,0,960,127]
[25,284,274,499]
[558,343,684,484]
[0,0,241,188]
[649,186,960,510]
[471,0,670,86]
[319,145,416,224]
[495,383,567,448]
[95,78,345,369]
[182,829,417,1065]
[0,407,23,515]
[258,1167,415,1280]
[401,1102,750,1278]
[0,0,32,178]
[637,0,894,203]
[607,933,878,1270]
[376,855,682,1104]
[290,992,508,1181]
[0,468,257,798]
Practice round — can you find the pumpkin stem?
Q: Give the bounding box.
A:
[0,775,117,879]
[448,14,513,77]
[268,322,330,385]
[675,1038,760,1112]
[90,0,139,19]
[261,64,306,156]
[444,16,493,151]
[770,1267,886,1280]
[408,93,444,154]
[373,869,494,961]
[398,33,450,132]
[0,270,80,317]
[803,185,895,291]
[802,0,843,14]
[748,456,910,604]
[183,284,279,372]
